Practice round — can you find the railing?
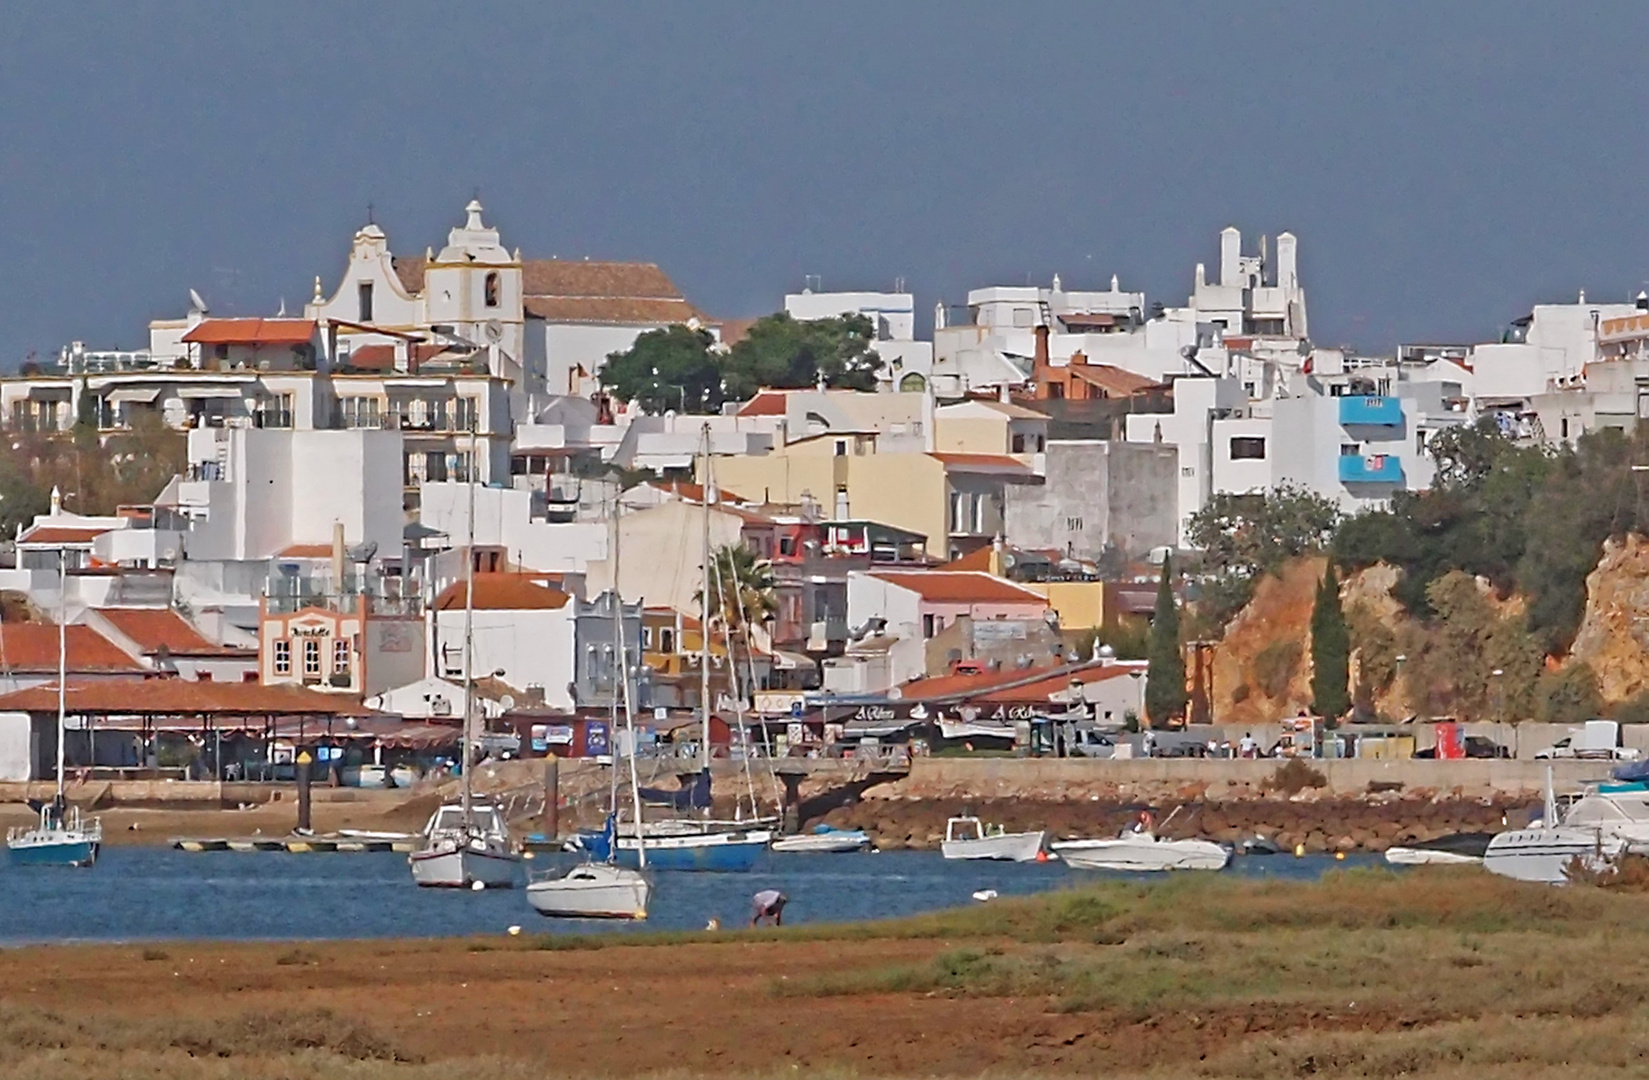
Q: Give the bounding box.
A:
[1339,453,1405,484]
[1338,395,1403,426]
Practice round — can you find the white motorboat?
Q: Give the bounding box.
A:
[527,860,652,919]
[409,803,520,888]
[1384,832,1494,866]
[772,825,871,854]
[1052,833,1229,872]
[941,816,1045,862]
[1482,777,1649,884]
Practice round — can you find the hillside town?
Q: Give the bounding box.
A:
[0,198,1645,788]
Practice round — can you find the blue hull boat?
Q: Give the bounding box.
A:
[579,824,772,872]
[8,836,98,867]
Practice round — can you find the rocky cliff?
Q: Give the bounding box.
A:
[1569,533,1649,704]
[1209,556,1324,725]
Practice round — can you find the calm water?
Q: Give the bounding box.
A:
[0,848,1383,943]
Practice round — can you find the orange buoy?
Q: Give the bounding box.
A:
[1035,849,1050,863]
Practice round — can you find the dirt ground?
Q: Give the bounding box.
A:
[0,935,1129,1076]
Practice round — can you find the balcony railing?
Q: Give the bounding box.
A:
[1339,453,1404,484]
[1339,395,1403,426]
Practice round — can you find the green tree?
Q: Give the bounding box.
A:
[1406,571,1543,722]
[597,325,723,413]
[1145,557,1186,725]
[1537,663,1603,726]
[723,312,883,397]
[1185,483,1341,630]
[1309,564,1351,722]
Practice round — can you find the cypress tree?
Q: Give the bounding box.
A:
[1145,556,1186,725]
[1310,564,1351,722]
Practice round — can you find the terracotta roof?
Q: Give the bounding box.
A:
[1057,312,1118,328]
[717,317,759,347]
[927,453,1034,472]
[18,525,113,546]
[393,256,690,308]
[97,608,246,657]
[736,390,789,417]
[181,319,317,346]
[1065,363,1163,397]
[896,660,1144,703]
[868,570,1046,604]
[523,296,702,325]
[342,343,454,371]
[645,480,745,504]
[391,256,429,295]
[936,547,993,572]
[0,678,376,716]
[433,573,571,611]
[0,624,147,673]
[278,543,335,559]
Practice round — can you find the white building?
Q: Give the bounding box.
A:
[429,573,577,710]
[783,287,933,391]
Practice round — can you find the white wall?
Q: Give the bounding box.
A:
[784,290,916,341]
[845,572,924,690]
[418,483,609,575]
[0,713,29,781]
[431,606,575,710]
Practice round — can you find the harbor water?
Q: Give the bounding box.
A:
[0,848,1383,943]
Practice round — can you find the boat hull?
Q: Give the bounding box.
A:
[7,835,99,868]
[941,831,1045,862]
[1384,847,1481,866]
[771,831,871,854]
[527,865,651,919]
[1052,837,1229,872]
[408,845,521,888]
[1482,827,1623,884]
[613,830,772,872]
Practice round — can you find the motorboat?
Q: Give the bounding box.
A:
[527,861,651,919]
[409,802,520,888]
[1052,832,1229,872]
[772,824,871,854]
[1384,832,1495,866]
[1482,777,1649,884]
[7,799,100,868]
[941,816,1045,862]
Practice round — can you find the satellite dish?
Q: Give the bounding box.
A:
[347,540,379,563]
[484,319,504,342]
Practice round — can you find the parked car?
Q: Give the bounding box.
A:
[1415,736,1512,760]
[1535,720,1641,761]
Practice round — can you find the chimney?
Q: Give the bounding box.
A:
[1033,323,1050,372]
[1276,232,1298,291]
[1219,227,1241,287]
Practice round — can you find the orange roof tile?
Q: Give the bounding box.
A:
[342,343,454,371]
[433,573,571,611]
[646,480,746,504]
[869,570,1046,604]
[277,543,336,559]
[1066,363,1164,397]
[97,608,247,657]
[736,390,788,417]
[523,296,703,325]
[936,547,993,572]
[926,453,1033,471]
[0,678,375,716]
[18,525,113,546]
[181,319,316,346]
[0,624,147,673]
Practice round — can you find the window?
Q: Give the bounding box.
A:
[273,640,291,675]
[1048,382,1065,399]
[484,272,500,308]
[1329,384,1346,397]
[1340,443,1360,457]
[1066,516,1084,531]
[642,627,653,649]
[453,396,478,433]
[659,628,675,654]
[332,638,351,676]
[1417,429,1429,454]
[779,535,796,557]
[1560,418,1570,439]
[834,439,847,456]
[303,638,321,678]
[358,281,374,322]
[1011,433,1026,453]
[1229,436,1267,460]
[949,491,966,532]
[1012,308,1034,328]
[1181,466,1196,477]
[972,494,986,534]
[1036,435,1046,452]
[922,614,937,639]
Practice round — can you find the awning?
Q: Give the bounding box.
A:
[26,386,71,400]
[106,387,163,405]
[177,387,246,400]
[770,649,814,671]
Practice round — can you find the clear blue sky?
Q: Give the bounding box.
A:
[4,1,1648,361]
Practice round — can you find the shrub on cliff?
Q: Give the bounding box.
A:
[1254,640,1302,700]
[1310,564,1351,723]
[1538,664,1604,726]
[1185,483,1341,632]
[1146,557,1187,725]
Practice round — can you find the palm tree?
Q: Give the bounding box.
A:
[697,544,778,700]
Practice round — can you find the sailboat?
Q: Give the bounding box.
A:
[606,430,772,872]
[8,544,101,867]
[527,503,652,918]
[409,424,521,889]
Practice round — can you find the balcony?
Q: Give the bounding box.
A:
[1339,453,1404,484]
[1339,395,1403,426]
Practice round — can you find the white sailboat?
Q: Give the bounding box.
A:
[1482,771,1649,884]
[409,423,521,889]
[528,500,652,919]
[8,541,101,868]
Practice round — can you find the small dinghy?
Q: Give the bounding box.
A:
[772,824,871,854]
[940,816,1045,862]
[1384,832,1495,866]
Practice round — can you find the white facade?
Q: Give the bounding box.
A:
[418,482,608,575]
[430,604,576,711]
[176,428,404,563]
[840,573,924,691]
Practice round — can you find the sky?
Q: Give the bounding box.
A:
[4,2,1649,362]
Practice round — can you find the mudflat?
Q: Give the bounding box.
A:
[4,868,1649,1079]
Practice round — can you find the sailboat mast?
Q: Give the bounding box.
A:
[460,422,477,822]
[612,503,646,869]
[607,495,621,816]
[699,424,712,773]
[55,547,66,802]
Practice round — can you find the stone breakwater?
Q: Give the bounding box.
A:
[814,795,1530,854]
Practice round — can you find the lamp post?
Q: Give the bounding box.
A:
[1490,667,1505,725]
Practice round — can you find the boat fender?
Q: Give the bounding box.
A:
[1334,851,1346,860]
[972,889,998,902]
[1035,850,1049,863]
[471,880,486,891]
[507,925,521,936]
[1294,843,1305,858]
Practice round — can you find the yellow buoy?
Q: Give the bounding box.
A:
[1294,843,1306,858]
[1334,851,1346,861]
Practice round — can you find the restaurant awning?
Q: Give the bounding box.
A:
[106,387,163,404]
